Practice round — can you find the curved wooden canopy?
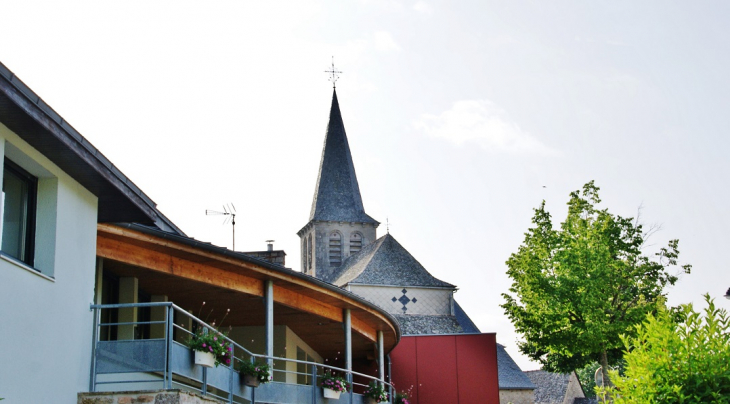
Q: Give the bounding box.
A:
[96,223,400,362]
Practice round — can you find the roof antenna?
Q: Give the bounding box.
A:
[205,204,237,250]
[386,217,390,234]
[324,56,342,88]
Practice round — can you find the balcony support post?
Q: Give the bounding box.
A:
[265,280,274,369]
[378,330,385,383]
[344,308,352,402]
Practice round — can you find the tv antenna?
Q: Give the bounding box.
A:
[205,204,237,250]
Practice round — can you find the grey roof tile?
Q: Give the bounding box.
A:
[328,233,456,288]
[308,90,378,224]
[497,344,536,390]
[524,370,578,403]
[393,314,463,335]
[454,300,481,333]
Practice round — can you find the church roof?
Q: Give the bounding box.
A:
[497,344,536,390]
[394,314,464,335]
[328,233,456,288]
[308,89,378,224]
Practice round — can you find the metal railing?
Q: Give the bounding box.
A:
[89,302,394,403]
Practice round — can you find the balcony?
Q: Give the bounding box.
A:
[88,302,393,404]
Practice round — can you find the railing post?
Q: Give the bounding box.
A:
[311,364,318,404]
[89,305,99,392]
[251,356,257,404]
[228,344,234,404]
[166,305,174,389]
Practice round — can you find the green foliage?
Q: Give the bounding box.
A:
[394,391,412,404]
[501,181,690,374]
[188,324,232,367]
[601,295,730,403]
[575,362,601,398]
[237,359,272,384]
[319,370,350,392]
[363,381,389,402]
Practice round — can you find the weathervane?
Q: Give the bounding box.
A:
[324,56,342,88]
[205,204,237,250]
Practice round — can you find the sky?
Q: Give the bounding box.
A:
[2,1,729,371]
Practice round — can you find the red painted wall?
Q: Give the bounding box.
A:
[390,334,500,404]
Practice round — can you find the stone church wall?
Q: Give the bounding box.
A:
[499,389,535,404]
[350,285,452,315]
[300,221,377,279]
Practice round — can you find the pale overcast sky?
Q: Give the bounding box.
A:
[2,1,728,371]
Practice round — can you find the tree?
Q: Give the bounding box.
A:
[601,295,730,403]
[501,181,690,385]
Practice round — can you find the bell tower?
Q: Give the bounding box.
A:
[297,89,379,281]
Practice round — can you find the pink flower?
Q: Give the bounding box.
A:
[209,346,213,352]
[202,343,207,348]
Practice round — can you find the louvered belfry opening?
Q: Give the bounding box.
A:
[329,231,342,267]
[350,232,362,255]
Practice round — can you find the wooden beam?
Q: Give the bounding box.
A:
[351,314,377,342]
[98,234,264,296]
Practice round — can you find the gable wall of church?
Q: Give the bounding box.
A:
[350,285,453,316]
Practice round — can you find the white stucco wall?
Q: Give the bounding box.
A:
[349,285,453,316]
[0,123,99,403]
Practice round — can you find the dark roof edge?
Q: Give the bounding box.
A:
[0,61,185,236]
[349,282,456,290]
[454,300,481,333]
[113,222,402,346]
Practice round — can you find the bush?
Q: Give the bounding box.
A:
[601,295,730,403]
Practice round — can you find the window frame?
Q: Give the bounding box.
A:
[2,157,38,266]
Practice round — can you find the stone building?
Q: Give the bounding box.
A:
[299,88,535,402]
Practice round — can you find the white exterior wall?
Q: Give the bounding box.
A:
[349,285,453,316]
[0,123,99,403]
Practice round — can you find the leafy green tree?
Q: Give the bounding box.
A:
[501,181,690,385]
[601,295,730,403]
[575,362,601,398]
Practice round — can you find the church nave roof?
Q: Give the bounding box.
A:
[327,233,456,289]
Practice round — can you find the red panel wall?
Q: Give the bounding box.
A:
[390,334,500,404]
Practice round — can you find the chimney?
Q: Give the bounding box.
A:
[266,240,274,252]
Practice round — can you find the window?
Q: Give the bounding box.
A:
[329,231,342,267]
[2,158,37,266]
[307,233,313,271]
[350,232,362,256]
[302,237,308,273]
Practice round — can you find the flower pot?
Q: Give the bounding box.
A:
[243,374,260,388]
[323,387,341,399]
[194,350,215,368]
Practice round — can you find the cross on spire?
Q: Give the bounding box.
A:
[324,56,342,88]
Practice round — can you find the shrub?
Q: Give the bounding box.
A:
[600,295,730,403]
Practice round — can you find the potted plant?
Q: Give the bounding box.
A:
[394,391,411,404]
[237,359,271,387]
[188,304,233,368]
[188,325,232,367]
[363,380,389,404]
[319,370,350,399]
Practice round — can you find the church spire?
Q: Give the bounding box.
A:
[308,89,378,224]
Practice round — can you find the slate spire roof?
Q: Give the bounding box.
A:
[328,233,456,288]
[308,89,378,224]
